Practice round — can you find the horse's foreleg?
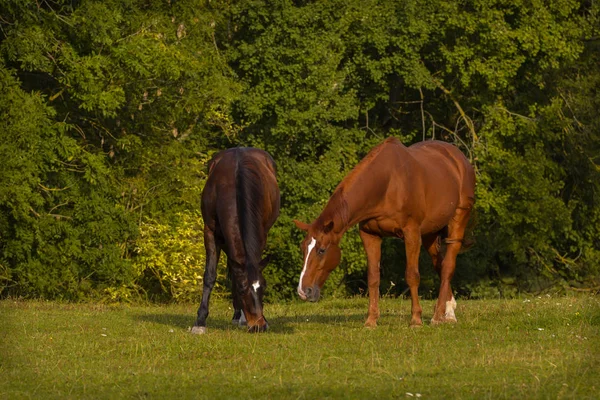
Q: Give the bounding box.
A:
[359,229,382,328]
[230,262,247,327]
[192,228,220,334]
[404,227,423,327]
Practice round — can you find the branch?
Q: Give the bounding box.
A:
[48,201,70,214]
[72,124,86,140]
[558,90,584,128]
[39,183,70,192]
[0,14,14,25]
[49,214,72,220]
[496,106,535,122]
[569,286,600,292]
[82,118,117,141]
[419,88,426,141]
[431,77,478,143]
[452,116,474,161]
[424,111,436,140]
[49,88,64,102]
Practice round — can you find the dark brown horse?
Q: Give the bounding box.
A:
[192,148,280,334]
[294,138,475,327]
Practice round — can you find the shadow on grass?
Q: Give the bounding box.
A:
[133,311,368,335]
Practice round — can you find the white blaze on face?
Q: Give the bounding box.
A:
[298,237,316,297]
[252,280,261,291]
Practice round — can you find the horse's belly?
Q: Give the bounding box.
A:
[361,218,403,237]
[420,204,457,234]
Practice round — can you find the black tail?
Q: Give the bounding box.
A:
[235,153,265,285]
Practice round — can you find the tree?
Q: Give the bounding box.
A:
[0,0,238,299]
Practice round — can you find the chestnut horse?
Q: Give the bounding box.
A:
[294,138,475,327]
[192,148,280,334]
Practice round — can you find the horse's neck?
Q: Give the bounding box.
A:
[345,178,382,227]
[322,139,410,239]
[322,168,384,238]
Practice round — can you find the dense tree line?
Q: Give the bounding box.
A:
[1,0,598,301]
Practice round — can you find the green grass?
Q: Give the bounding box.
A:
[1,295,599,399]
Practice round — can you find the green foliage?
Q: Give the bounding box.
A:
[131,211,225,302]
[1,0,598,301]
[0,64,137,299]
[0,0,237,300]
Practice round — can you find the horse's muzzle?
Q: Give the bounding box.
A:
[301,285,320,302]
[247,317,268,333]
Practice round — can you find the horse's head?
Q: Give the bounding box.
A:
[239,257,271,332]
[293,219,342,302]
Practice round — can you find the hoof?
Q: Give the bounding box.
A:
[409,320,423,328]
[364,319,378,328]
[238,312,247,327]
[430,315,457,325]
[431,297,457,325]
[232,310,247,327]
[445,315,457,323]
[190,326,207,335]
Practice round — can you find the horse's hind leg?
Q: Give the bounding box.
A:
[192,227,221,334]
[423,232,443,276]
[431,207,471,324]
[424,232,456,324]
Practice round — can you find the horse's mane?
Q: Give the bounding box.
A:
[315,189,349,231]
[316,138,395,232]
[236,151,267,283]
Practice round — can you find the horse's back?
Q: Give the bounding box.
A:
[404,140,473,195]
[373,139,474,234]
[202,147,279,232]
[379,139,473,194]
[206,147,276,181]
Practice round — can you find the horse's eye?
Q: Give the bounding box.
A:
[317,247,326,256]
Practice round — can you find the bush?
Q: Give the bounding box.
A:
[131,211,225,302]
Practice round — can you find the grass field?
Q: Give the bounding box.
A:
[1,295,599,399]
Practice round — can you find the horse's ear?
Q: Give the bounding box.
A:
[293,220,310,231]
[259,255,271,271]
[323,220,334,234]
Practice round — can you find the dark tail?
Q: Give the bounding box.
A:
[235,153,265,285]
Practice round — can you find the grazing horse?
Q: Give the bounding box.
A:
[294,137,475,327]
[191,148,280,334]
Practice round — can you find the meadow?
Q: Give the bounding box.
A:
[1,295,598,399]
